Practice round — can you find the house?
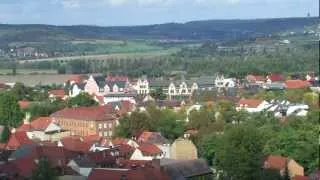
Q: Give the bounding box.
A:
[49,89,68,100]
[6,129,34,150]
[0,156,37,179]
[130,143,163,160]
[69,83,85,97]
[138,131,170,158]
[23,116,70,141]
[236,98,270,113]
[104,93,137,104]
[215,74,236,89]
[51,105,118,137]
[267,73,285,83]
[71,75,132,98]
[134,76,150,95]
[263,82,286,90]
[264,155,304,179]
[170,138,198,160]
[67,156,96,177]
[58,136,95,153]
[160,159,213,180]
[285,80,310,89]
[246,74,266,85]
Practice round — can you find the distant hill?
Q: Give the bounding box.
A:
[0,17,318,45]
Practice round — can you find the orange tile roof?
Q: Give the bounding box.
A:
[60,136,92,152]
[16,123,32,132]
[49,89,65,98]
[30,116,52,131]
[264,155,288,170]
[285,80,310,89]
[138,143,162,156]
[6,131,34,150]
[238,98,264,108]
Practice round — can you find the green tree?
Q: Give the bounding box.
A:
[150,88,166,100]
[31,158,58,180]
[303,92,319,107]
[67,93,98,107]
[0,92,24,127]
[263,122,318,174]
[11,82,30,100]
[215,125,264,180]
[155,109,184,140]
[0,126,10,143]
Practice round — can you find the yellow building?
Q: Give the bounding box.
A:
[51,106,117,137]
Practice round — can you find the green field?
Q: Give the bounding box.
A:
[0,69,57,75]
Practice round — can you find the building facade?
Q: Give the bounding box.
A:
[51,106,117,137]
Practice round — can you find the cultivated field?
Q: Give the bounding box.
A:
[18,49,177,63]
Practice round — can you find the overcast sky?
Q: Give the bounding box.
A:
[0,0,318,26]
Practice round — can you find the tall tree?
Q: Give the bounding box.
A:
[215,125,264,180]
[67,93,98,107]
[0,92,24,127]
[31,158,58,180]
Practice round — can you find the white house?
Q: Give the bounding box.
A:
[134,77,150,95]
[215,74,236,88]
[236,98,270,113]
[130,144,163,160]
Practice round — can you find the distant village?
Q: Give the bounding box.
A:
[0,71,319,180]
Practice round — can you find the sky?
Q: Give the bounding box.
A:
[0,0,318,26]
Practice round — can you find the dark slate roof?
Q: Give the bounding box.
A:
[150,80,170,88]
[94,76,106,88]
[72,156,96,168]
[265,83,286,90]
[106,81,127,90]
[8,144,38,161]
[0,150,14,162]
[160,159,213,180]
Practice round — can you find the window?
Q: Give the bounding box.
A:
[109,131,113,136]
[104,123,107,129]
[104,131,108,137]
[108,123,112,129]
[99,132,103,137]
[98,123,102,129]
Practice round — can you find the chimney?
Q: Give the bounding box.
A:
[24,112,31,124]
[11,128,16,134]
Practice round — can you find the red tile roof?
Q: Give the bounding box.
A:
[117,144,135,158]
[18,100,30,109]
[30,117,52,131]
[69,75,83,83]
[60,136,92,152]
[16,123,32,132]
[6,131,34,150]
[51,105,116,121]
[285,80,310,89]
[137,143,162,156]
[49,89,66,98]
[0,156,37,178]
[267,74,285,82]
[106,75,129,82]
[247,75,266,82]
[264,155,288,170]
[238,98,264,108]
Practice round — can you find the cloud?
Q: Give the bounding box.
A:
[61,0,80,8]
